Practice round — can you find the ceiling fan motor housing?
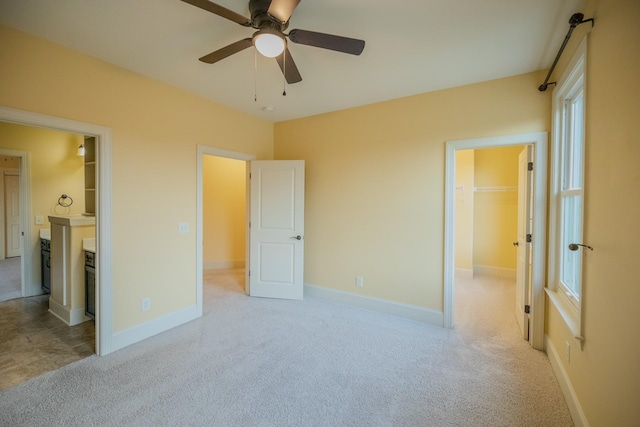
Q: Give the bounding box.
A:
[250,0,289,30]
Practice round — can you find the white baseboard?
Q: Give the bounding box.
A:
[111,304,200,353]
[304,284,443,327]
[48,298,70,324]
[69,307,90,326]
[545,335,589,427]
[473,265,516,279]
[48,298,91,326]
[203,260,245,270]
[455,268,474,279]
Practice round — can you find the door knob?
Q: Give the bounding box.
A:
[290,235,302,240]
[513,242,519,247]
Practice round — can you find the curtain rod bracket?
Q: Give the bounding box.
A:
[538,13,595,92]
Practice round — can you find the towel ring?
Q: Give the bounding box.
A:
[58,194,73,208]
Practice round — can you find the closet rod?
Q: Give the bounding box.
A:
[538,13,594,92]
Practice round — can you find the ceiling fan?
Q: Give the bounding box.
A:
[181,0,366,84]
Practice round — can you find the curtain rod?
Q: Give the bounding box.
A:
[538,13,594,92]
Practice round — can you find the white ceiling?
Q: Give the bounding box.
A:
[0,0,584,122]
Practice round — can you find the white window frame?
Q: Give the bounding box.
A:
[547,37,587,344]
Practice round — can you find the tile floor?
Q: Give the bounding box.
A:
[0,295,95,390]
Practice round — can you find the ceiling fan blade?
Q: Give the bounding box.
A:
[288,29,365,55]
[180,0,252,27]
[275,47,302,84]
[267,0,301,24]
[199,38,253,64]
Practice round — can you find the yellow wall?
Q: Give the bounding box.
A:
[454,150,474,272]
[275,71,550,310]
[0,25,273,332]
[473,146,522,270]
[545,0,640,424]
[202,155,246,269]
[0,122,86,284]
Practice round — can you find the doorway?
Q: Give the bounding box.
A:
[0,159,21,303]
[444,132,548,350]
[202,153,248,296]
[453,146,525,341]
[196,146,255,315]
[0,105,113,356]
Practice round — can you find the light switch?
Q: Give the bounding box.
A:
[35,215,44,225]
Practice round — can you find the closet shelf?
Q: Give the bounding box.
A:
[473,186,517,193]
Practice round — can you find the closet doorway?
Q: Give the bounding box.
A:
[443,132,548,350]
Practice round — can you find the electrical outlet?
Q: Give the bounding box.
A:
[35,215,44,225]
[178,222,189,234]
[356,276,364,288]
[142,297,151,312]
[565,341,571,363]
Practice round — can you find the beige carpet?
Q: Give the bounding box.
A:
[0,269,573,426]
[0,256,21,302]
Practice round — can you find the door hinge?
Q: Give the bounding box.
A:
[524,305,531,314]
[526,234,532,243]
[249,173,251,179]
[249,221,251,228]
[528,162,533,171]
[248,270,250,277]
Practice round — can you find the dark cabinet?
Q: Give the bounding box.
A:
[85,251,95,318]
[41,238,50,293]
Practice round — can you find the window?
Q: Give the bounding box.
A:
[550,38,586,311]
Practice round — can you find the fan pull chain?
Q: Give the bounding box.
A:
[282,49,287,97]
[254,49,258,102]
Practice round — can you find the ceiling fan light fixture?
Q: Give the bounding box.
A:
[253,30,285,58]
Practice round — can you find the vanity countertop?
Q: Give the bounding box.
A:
[39,229,51,240]
[49,215,96,227]
[83,238,96,253]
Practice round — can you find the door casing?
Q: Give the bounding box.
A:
[444,132,547,350]
[196,145,256,314]
[4,172,21,258]
[515,146,533,341]
[0,106,113,356]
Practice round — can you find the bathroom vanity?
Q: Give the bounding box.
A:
[48,215,95,326]
[83,238,96,319]
[40,229,51,294]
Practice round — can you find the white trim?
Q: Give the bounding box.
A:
[444,132,548,350]
[47,298,90,326]
[111,304,199,352]
[545,288,581,340]
[196,145,256,314]
[304,284,444,326]
[48,297,69,324]
[0,106,113,356]
[454,268,473,279]
[545,335,590,427]
[0,149,32,296]
[548,37,587,345]
[472,265,516,280]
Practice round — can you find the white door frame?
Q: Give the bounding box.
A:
[196,145,256,313]
[4,171,22,258]
[0,106,113,356]
[0,150,29,294]
[444,132,547,350]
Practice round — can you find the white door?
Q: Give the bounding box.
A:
[4,174,21,258]
[249,160,304,299]
[515,147,533,340]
